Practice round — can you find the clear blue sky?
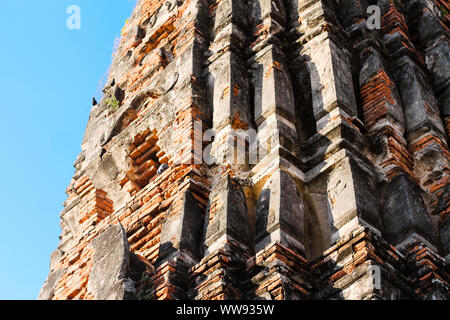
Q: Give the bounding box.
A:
[0,0,137,300]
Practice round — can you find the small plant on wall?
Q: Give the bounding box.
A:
[106,95,120,112]
[121,19,129,36]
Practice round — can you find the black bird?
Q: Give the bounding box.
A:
[92,97,98,106]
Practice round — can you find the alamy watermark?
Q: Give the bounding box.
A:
[190,120,277,166]
[66,5,81,30]
[372,265,381,290]
[367,5,382,30]
[65,4,381,31]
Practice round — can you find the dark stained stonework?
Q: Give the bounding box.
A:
[41,0,449,300]
[159,190,204,262]
[382,173,436,246]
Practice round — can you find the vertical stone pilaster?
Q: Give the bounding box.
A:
[250,170,311,300]
[399,0,450,241]
[401,0,450,122]
[207,0,252,170]
[255,170,306,254]
[378,1,450,237]
[382,173,437,247]
[358,48,414,180]
[203,175,251,254]
[190,175,251,300]
[144,190,204,300]
[293,0,360,134]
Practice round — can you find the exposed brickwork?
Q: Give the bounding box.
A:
[39,0,450,300]
[249,243,310,300]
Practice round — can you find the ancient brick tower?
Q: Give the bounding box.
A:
[40,0,449,300]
